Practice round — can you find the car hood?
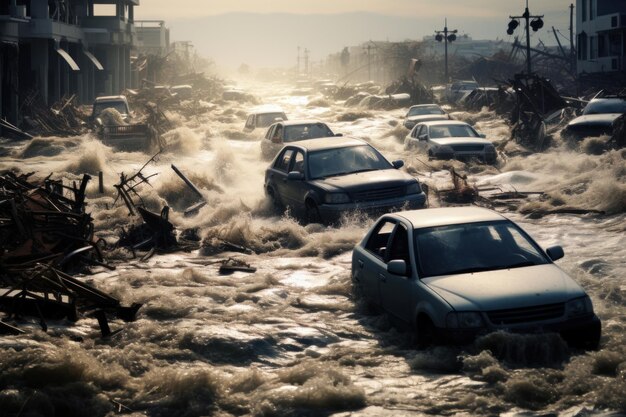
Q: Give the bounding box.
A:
[430,137,491,147]
[422,264,585,311]
[568,113,622,127]
[311,169,412,193]
[406,115,448,123]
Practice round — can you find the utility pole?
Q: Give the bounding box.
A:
[304,48,310,75]
[569,3,575,74]
[297,46,300,74]
[507,0,544,74]
[435,18,458,83]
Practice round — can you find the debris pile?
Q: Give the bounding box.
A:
[0,171,102,270]
[18,92,87,138]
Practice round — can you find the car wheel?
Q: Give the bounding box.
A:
[305,200,322,224]
[416,315,436,348]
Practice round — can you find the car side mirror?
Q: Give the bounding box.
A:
[271,136,282,144]
[387,259,407,276]
[418,134,428,141]
[479,133,487,138]
[546,245,564,261]
[287,171,304,181]
[334,133,343,137]
[392,160,404,169]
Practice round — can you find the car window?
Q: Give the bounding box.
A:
[291,151,305,174]
[257,112,286,127]
[284,123,334,142]
[414,220,549,278]
[308,145,392,179]
[265,126,274,140]
[429,124,478,138]
[245,116,255,129]
[583,99,626,115]
[387,224,411,273]
[408,106,444,117]
[275,149,294,172]
[273,126,283,141]
[93,101,128,117]
[415,125,425,138]
[365,220,396,260]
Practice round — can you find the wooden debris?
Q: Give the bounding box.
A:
[219,258,257,275]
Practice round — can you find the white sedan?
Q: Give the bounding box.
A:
[404,120,497,164]
[351,206,601,348]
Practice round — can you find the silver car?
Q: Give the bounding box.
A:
[404,120,497,164]
[351,207,601,348]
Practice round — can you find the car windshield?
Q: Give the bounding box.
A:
[93,102,128,117]
[429,124,479,138]
[284,123,334,142]
[308,145,392,179]
[257,112,286,127]
[583,99,626,115]
[414,220,549,278]
[407,106,445,117]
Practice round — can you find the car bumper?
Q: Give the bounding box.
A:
[436,314,601,348]
[318,192,427,221]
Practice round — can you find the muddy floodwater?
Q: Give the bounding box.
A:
[0,80,625,417]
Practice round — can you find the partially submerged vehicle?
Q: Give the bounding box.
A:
[265,137,426,223]
[243,106,287,132]
[403,104,450,130]
[446,80,479,103]
[404,120,497,164]
[260,119,338,160]
[352,206,601,348]
[562,96,626,140]
[91,95,156,152]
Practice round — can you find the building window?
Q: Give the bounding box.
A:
[582,0,587,21]
[590,0,595,20]
[590,36,597,59]
[578,32,588,60]
[598,34,607,57]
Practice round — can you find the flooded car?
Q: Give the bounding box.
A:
[91,95,131,122]
[265,137,426,223]
[243,106,287,132]
[260,119,337,160]
[404,120,497,164]
[403,104,449,130]
[562,96,626,140]
[351,206,601,348]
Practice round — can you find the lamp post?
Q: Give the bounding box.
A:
[507,0,544,74]
[435,18,457,83]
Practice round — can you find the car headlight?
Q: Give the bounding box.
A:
[324,193,350,204]
[406,181,422,195]
[566,296,594,318]
[446,312,485,328]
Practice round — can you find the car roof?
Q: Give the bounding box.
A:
[409,104,441,109]
[277,119,326,126]
[94,95,127,103]
[286,136,366,151]
[419,120,470,127]
[249,105,284,115]
[394,206,506,229]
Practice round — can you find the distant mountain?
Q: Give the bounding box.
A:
[166,11,569,69]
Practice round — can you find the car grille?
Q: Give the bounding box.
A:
[352,186,405,202]
[487,303,565,325]
[451,144,484,152]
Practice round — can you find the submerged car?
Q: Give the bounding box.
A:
[351,206,601,348]
[446,80,479,103]
[91,95,131,122]
[244,106,287,132]
[260,119,337,160]
[562,97,626,140]
[404,120,497,164]
[403,104,449,130]
[264,137,426,223]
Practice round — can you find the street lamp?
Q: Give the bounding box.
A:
[507,0,544,74]
[435,18,458,83]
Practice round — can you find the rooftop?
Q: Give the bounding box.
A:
[396,207,506,229]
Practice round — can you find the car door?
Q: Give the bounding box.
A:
[270,148,294,203]
[282,150,308,210]
[379,223,416,324]
[354,219,396,304]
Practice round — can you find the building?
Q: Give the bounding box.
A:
[0,0,139,128]
[576,0,626,74]
[136,20,169,57]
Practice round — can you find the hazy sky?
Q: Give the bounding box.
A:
[135,0,570,19]
[134,1,576,68]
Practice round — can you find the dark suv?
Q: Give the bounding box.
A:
[264,137,427,223]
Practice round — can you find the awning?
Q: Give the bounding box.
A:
[56,48,80,71]
[83,50,104,71]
